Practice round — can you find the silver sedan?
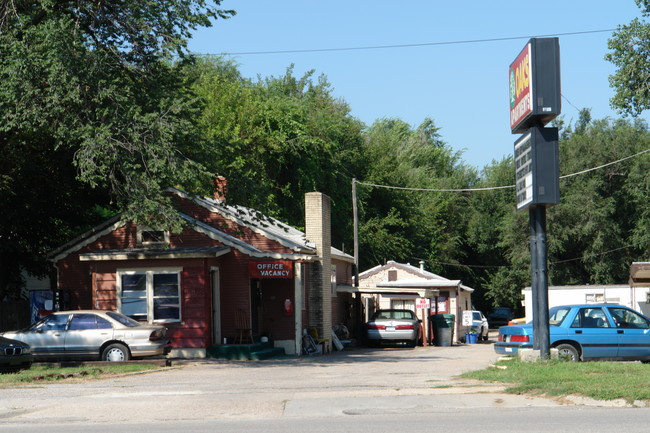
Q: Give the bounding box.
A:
[0,310,170,362]
[366,309,422,347]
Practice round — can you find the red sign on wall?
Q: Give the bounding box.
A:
[509,42,532,132]
[248,261,294,279]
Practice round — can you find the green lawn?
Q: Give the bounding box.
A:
[0,364,161,388]
[462,358,650,403]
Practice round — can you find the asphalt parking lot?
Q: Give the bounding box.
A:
[0,337,567,425]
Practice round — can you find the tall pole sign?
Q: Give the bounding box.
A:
[509,38,561,360]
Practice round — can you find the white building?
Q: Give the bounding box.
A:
[521,262,650,320]
[354,261,474,343]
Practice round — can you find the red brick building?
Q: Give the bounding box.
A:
[49,188,354,356]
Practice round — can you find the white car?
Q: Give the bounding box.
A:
[366,309,422,347]
[1,310,170,361]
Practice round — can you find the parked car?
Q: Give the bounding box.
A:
[0,336,33,373]
[462,310,489,341]
[487,307,514,328]
[494,304,650,362]
[366,309,422,347]
[508,317,528,325]
[0,310,170,362]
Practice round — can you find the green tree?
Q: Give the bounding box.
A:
[191,59,365,248]
[464,157,526,311]
[0,1,234,300]
[357,118,476,273]
[549,115,650,284]
[606,0,650,115]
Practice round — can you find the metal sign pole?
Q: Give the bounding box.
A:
[533,205,551,359]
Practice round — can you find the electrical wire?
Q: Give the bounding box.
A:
[357,148,650,271]
[354,147,650,192]
[212,29,616,56]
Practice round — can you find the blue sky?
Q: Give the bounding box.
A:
[188,1,648,170]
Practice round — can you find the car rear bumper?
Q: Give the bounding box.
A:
[130,341,169,358]
[367,330,418,341]
[494,342,533,355]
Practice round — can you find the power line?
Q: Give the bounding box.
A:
[210,29,616,56]
[355,147,650,193]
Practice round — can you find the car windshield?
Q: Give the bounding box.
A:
[107,311,141,327]
[548,306,571,326]
[373,310,415,320]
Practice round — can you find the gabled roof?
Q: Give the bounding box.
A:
[50,188,355,263]
[169,187,353,263]
[357,260,474,292]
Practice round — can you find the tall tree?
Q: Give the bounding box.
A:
[606,0,650,115]
[191,59,365,248]
[357,118,476,273]
[0,1,234,300]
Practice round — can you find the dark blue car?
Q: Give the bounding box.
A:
[494,304,650,362]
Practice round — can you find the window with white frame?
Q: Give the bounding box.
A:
[118,269,181,323]
[585,293,604,303]
[137,225,169,247]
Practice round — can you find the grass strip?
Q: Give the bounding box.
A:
[461,358,650,403]
[0,364,160,388]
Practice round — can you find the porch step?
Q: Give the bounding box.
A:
[206,341,286,361]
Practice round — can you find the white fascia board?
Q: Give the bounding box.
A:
[79,247,232,261]
[50,219,126,263]
[376,279,461,288]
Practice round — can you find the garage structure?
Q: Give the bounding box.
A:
[352,261,474,344]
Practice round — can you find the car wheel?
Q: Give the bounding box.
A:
[102,343,130,362]
[555,343,580,362]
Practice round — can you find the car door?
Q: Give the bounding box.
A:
[606,306,650,360]
[64,313,114,358]
[567,307,619,360]
[20,314,70,357]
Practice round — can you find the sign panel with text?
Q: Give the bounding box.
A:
[514,127,560,211]
[248,261,294,279]
[509,38,561,133]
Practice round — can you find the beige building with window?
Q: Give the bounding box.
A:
[352,261,474,343]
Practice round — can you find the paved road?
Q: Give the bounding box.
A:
[3,338,648,432]
[1,340,557,424]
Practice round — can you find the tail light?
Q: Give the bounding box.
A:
[396,324,414,330]
[367,323,385,330]
[498,334,529,343]
[149,328,166,341]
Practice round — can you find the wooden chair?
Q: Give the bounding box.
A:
[235,309,253,344]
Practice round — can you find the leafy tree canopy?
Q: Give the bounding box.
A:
[607,0,650,115]
[0,1,234,300]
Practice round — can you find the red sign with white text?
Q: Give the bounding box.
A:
[248,261,294,279]
[509,43,532,132]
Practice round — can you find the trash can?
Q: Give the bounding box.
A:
[465,332,478,344]
[430,314,455,346]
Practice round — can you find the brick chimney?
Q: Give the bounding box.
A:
[213,176,228,201]
[305,192,332,351]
